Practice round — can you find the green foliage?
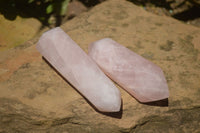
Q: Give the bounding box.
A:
[28,0,34,3]
[0,0,70,26]
[45,0,70,15]
[60,0,70,16]
[37,0,70,15]
[46,4,53,14]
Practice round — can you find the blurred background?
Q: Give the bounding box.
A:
[0,0,200,50]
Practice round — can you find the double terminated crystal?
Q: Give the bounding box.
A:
[37,28,121,112]
[89,38,169,103]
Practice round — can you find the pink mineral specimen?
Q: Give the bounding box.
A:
[88,38,169,103]
[36,28,121,112]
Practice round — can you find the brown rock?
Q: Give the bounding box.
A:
[0,15,43,51]
[66,0,87,19]
[0,0,200,132]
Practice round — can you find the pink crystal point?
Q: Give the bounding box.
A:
[36,28,121,112]
[88,38,169,103]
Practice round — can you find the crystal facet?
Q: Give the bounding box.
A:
[89,38,169,103]
[36,28,121,112]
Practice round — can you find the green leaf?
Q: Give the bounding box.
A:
[46,4,53,14]
[60,0,70,16]
[28,0,34,3]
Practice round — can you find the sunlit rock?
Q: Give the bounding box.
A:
[89,38,169,103]
[36,28,121,112]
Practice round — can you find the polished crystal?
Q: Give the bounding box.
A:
[37,28,121,112]
[89,38,169,102]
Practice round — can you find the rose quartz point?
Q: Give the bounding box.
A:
[88,38,169,103]
[36,28,121,112]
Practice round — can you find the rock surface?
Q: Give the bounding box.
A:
[0,14,44,51]
[0,0,200,132]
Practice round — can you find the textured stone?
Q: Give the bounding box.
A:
[89,38,169,102]
[36,27,121,112]
[0,0,200,132]
[0,14,43,51]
